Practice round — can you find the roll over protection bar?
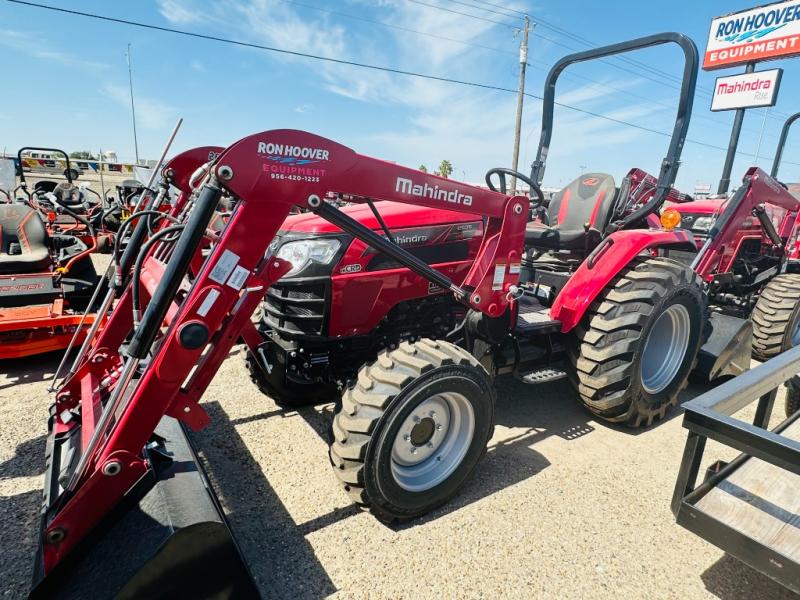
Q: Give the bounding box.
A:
[771,112,800,180]
[530,32,699,225]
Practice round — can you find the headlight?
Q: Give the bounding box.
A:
[276,239,340,277]
[691,216,715,233]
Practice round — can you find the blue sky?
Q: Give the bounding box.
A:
[2,0,800,191]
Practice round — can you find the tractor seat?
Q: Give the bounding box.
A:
[52,182,84,207]
[525,173,617,251]
[0,205,51,274]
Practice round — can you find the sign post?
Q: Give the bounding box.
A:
[704,0,800,193]
[717,62,755,194]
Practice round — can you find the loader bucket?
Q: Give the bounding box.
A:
[694,312,752,381]
[30,416,259,600]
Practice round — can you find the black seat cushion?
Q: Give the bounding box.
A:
[0,204,51,274]
[52,182,84,207]
[526,173,617,251]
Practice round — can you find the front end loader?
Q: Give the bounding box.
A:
[35,125,532,595]
[32,144,252,599]
[668,112,800,362]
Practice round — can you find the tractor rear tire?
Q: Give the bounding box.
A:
[569,256,705,427]
[329,339,494,523]
[244,350,339,408]
[751,274,800,361]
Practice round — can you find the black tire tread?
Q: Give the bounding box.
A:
[568,256,704,427]
[752,274,800,361]
[329,339,492,521]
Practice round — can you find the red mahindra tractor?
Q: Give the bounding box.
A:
[236,32,733,522]
[667,112,800,361]
[33,32,752,597]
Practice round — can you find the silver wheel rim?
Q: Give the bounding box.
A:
[640,303,692,395]
[790,318,800,347]
[390,392,475,492]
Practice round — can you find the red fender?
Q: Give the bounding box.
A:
[551,229,696,333]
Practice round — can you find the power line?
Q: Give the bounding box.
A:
[523,9,796,123]
[439,0,524,21]
[403,0,517,28]
[4,0,792,166]
[452,0,527,17]
[427,0,794,126]
[277,0,518,57]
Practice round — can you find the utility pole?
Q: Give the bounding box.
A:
[510,16,530,194]
[127,43,140,166]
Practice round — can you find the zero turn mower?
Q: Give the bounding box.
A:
[0,200,98,359]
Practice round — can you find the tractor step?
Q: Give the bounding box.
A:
[515,293,561,334]
[516,363,568,384]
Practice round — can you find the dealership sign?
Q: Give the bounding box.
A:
[704,0,800,70]
[711,68,782,110]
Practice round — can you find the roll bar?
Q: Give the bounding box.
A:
[771,112,800,179]
[17,147,74,184]
[530,32,698,223]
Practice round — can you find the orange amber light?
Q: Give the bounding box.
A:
[660,208,682,231]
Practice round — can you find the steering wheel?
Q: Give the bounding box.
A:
[485,167,545,207]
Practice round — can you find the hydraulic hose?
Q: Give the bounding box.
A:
[126,182,221,359]
[111,210,178,287]
[130,225,186,325]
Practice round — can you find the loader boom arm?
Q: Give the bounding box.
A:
[39,129,527,577]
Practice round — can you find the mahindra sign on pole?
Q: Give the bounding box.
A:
[711,68,782,110]
[704,0,800,70]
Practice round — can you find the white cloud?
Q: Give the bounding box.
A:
[102,84,176,129]
[157,0,206,24]
[155,0,665,183]
[0,28,109,70]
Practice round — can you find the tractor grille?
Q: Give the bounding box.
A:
[263,279,328,337]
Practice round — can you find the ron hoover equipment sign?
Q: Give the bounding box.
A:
[711,68,782,110]
[704,0,800,70]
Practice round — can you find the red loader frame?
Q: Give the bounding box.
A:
[36,130,527,590]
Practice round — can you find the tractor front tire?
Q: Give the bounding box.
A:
[569,256,705,427]
[330,339,494,522]
[751,274,800,361]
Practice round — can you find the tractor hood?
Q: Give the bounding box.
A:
[279,201,480,235]
[668,199,724,215]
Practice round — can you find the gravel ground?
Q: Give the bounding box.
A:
[2,348,798,599]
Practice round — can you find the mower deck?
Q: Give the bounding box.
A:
[0,301,94,359]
